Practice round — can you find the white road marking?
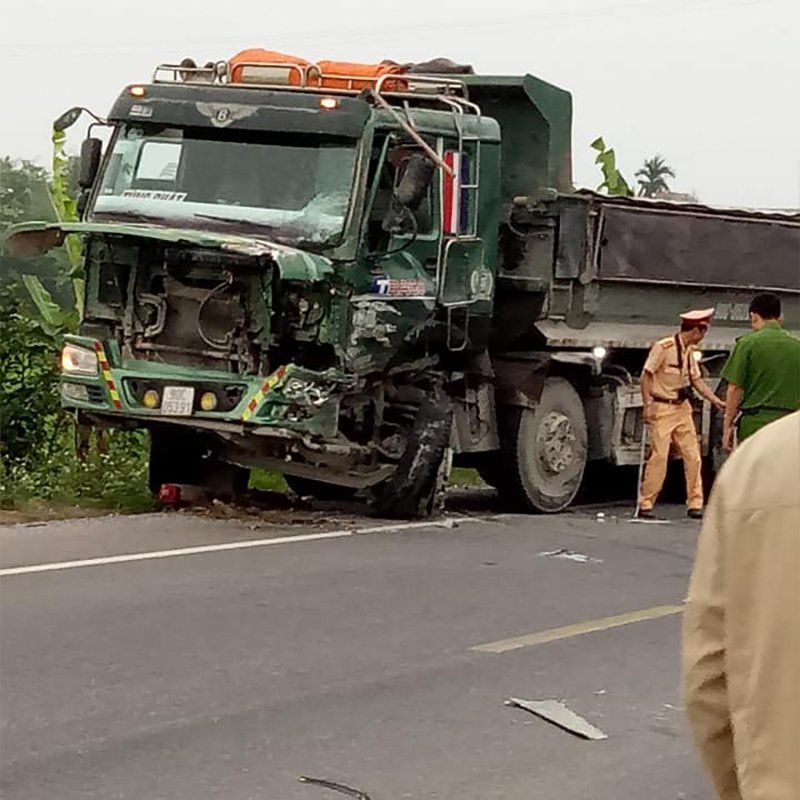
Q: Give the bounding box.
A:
[0,518,466,578]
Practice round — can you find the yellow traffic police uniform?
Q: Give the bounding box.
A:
[640,335,703,512]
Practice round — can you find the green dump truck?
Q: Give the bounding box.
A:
[6,58,799,516]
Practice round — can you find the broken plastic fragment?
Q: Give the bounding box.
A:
[505,697,608,740]
[538,548,603,564]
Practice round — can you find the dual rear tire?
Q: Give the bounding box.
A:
[492,377,588,513]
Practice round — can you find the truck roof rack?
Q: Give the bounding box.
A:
[151,60,481,115]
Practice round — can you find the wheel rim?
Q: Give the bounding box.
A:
[535,410,577,475]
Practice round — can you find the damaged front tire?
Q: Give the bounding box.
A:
[371,398,453,519]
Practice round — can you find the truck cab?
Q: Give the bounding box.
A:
[7,58,510,515]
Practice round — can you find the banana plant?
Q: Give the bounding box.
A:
[591,137,633,197]
[22,116,87,336]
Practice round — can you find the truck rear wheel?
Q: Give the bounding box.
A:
[371,399,453,519]
[497,377,588,513]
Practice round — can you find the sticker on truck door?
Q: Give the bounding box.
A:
[370,276,429,297]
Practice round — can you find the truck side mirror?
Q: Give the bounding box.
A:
[382,153,436,234]
[53,107,84,132]
[79,137,103,189]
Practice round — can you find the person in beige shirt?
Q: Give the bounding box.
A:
[639,308,726,519]
[682,411,800,800]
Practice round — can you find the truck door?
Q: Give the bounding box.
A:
[438,145,492,351]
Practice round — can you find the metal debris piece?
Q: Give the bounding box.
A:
[538,548,603,564]
[505,697,608,740]
[299,776,373,799]
[628,518,671,525]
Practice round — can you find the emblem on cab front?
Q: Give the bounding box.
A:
[195,102,257,128]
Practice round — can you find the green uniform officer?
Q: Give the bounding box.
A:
[722,292,800,449]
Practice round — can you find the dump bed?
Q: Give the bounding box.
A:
[496,192,800,351]
[461,74,573,197]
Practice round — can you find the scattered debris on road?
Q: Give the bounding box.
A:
[299,776,373,798]
[505,697,608,740]
[538,548,603,564]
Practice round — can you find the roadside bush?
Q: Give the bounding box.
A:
[0,429,154,512]
[0,285,60,464]
[0,284,153,513]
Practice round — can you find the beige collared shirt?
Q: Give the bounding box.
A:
[683,411,800,799]
[644,335,701,401]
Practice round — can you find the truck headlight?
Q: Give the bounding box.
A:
[61,344,98,376]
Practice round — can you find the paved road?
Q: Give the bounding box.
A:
[0,499,713,799]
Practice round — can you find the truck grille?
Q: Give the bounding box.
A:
[123,379,246,413]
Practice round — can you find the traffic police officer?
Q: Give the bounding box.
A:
[721,292,800,450]
[639,309,725,519]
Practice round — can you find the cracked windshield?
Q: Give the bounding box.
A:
[92,125,358,243]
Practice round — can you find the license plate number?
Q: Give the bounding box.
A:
[161,386,195,416]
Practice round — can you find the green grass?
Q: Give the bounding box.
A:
[448,467,486,488]
[249,468,288,493]
[1,427,156,516]
[249,467,485,495]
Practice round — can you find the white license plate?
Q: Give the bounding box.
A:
[161,386,195,416]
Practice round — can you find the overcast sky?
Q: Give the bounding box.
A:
[2,0,798,208]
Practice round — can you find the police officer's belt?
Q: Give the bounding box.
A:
[740,406,792,415]
[652,395,687,406]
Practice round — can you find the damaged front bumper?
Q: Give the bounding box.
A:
[60,334,355,441]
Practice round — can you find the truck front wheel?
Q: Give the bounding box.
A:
[371,399,453,519]
[497,377,588,513]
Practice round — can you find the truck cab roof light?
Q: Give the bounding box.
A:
[319,97,340,110]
